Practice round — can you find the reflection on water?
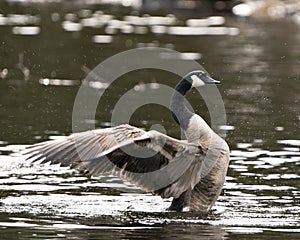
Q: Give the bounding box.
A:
[0,139,299,238]
[0,0,300,239]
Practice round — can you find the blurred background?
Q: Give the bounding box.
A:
[0,0,299,239]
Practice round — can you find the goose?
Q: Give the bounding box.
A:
[25,70,230,212]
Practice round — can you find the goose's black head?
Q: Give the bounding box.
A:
[184,70,220,88]
[175,70,220,96]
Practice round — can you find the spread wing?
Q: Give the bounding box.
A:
[25,124,204,199]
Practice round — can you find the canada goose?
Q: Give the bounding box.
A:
[25,70,230,212]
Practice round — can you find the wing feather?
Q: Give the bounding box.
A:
[25,124,204,199]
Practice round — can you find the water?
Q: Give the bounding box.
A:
[0,1,300,239]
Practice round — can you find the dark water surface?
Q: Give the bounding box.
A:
[0,1,300,239]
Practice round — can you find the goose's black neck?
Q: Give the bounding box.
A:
[175,78,192,95]
[170,78,194,131]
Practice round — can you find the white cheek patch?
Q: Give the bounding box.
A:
[191,74,205,87]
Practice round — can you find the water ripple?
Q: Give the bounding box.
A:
[0,140,299,236]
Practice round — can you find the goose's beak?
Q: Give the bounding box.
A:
[206,75,220,84]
